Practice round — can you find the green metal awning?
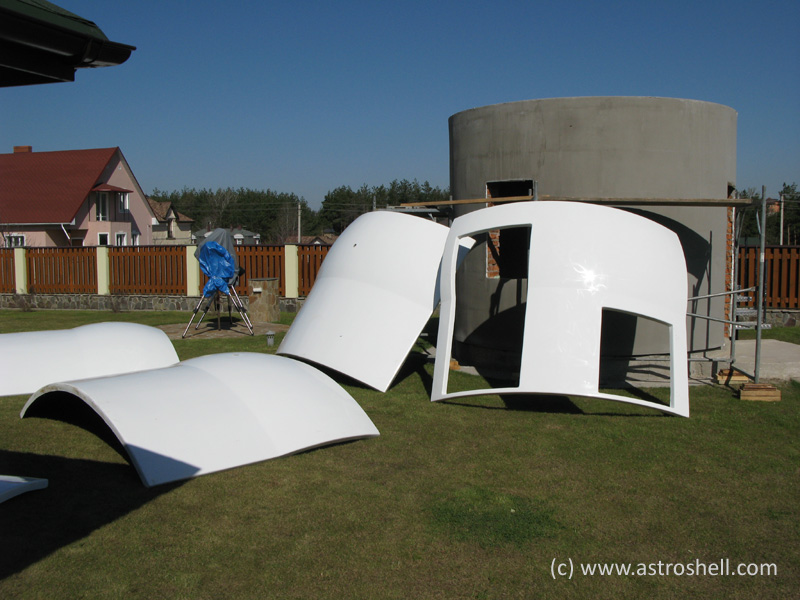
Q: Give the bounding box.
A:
[0,0,135,87]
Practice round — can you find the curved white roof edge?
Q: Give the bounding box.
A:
[21,353,379,487]
[432,201,690,417]
[279,211,469,392]
[0,322,179,396]
[0,475,48,504]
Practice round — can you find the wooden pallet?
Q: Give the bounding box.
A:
[739,383,781,402]
[716,368,751,385]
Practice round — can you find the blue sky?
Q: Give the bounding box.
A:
[1,0,797,208]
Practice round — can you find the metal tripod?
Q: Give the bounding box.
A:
[183,280,254,338]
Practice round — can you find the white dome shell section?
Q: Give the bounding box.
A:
[21,353,379,487]
[278,211,453,392]
[0,322,179,396]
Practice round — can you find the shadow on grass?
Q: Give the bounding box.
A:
[604,384,670,407]
[0,450,183,579]
[1,393,187,578]
[389,352,433,393]
[439,394,583,414]
[23,392,130,462]
[500,395,583,413]
[180,316,254,339]
[442,394,672,417]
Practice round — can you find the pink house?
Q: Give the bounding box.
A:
[0,146,155,247]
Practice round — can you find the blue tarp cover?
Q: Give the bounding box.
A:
[198,241,236,297]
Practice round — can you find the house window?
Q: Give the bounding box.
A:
[167,217,175,239]
[115,232,127,246]
[234,234,243,245]
[98,233,109,246]
[6,234,25,247]
[132,232,140,246]
[96,192,109,221]
[118,193,129,213]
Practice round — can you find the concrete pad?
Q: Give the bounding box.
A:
[725,339,800,382]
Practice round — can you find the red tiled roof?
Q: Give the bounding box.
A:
[0,147,118,223]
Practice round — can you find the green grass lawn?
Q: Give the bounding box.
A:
[0,308,191,332]
[0,309,297,334]
[0,311,798,598]
[737,325,800,345]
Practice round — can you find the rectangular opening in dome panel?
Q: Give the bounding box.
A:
[598,308,671,406]
[448,228,529,395]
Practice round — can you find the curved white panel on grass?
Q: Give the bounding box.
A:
[21,353,379,487]
[432,201,690,417]
[279,211,462,392]
[0,475,48,504]
[0,323,179,396]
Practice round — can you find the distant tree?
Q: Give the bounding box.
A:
[778,183,800,245]
[208,188,234,229]
[318,179,449,233]
[151,177,449,240]
[318,184,373,233]
[735,183,800,246]
[150,187,317,243]
[735,187,762,245]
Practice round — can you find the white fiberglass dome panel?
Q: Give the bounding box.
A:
[21,353,379,487]
[0,322,179,396]
[432,201,690,417]
[278,211,452,392]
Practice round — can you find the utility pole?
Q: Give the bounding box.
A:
[779,192,784,245]
[297,201,301,244]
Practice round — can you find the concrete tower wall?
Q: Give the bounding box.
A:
[448,97,737,366]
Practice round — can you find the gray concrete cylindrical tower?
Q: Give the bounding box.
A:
[448,97,737,375]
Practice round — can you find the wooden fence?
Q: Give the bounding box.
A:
[109,246,187,295]
[298,245,330,296]
[26,247,97,294]
[4,245,304,298]
[0,249,14,293]
[737,246,800,309]
[234,245,286,296]
[6,244,797,309]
